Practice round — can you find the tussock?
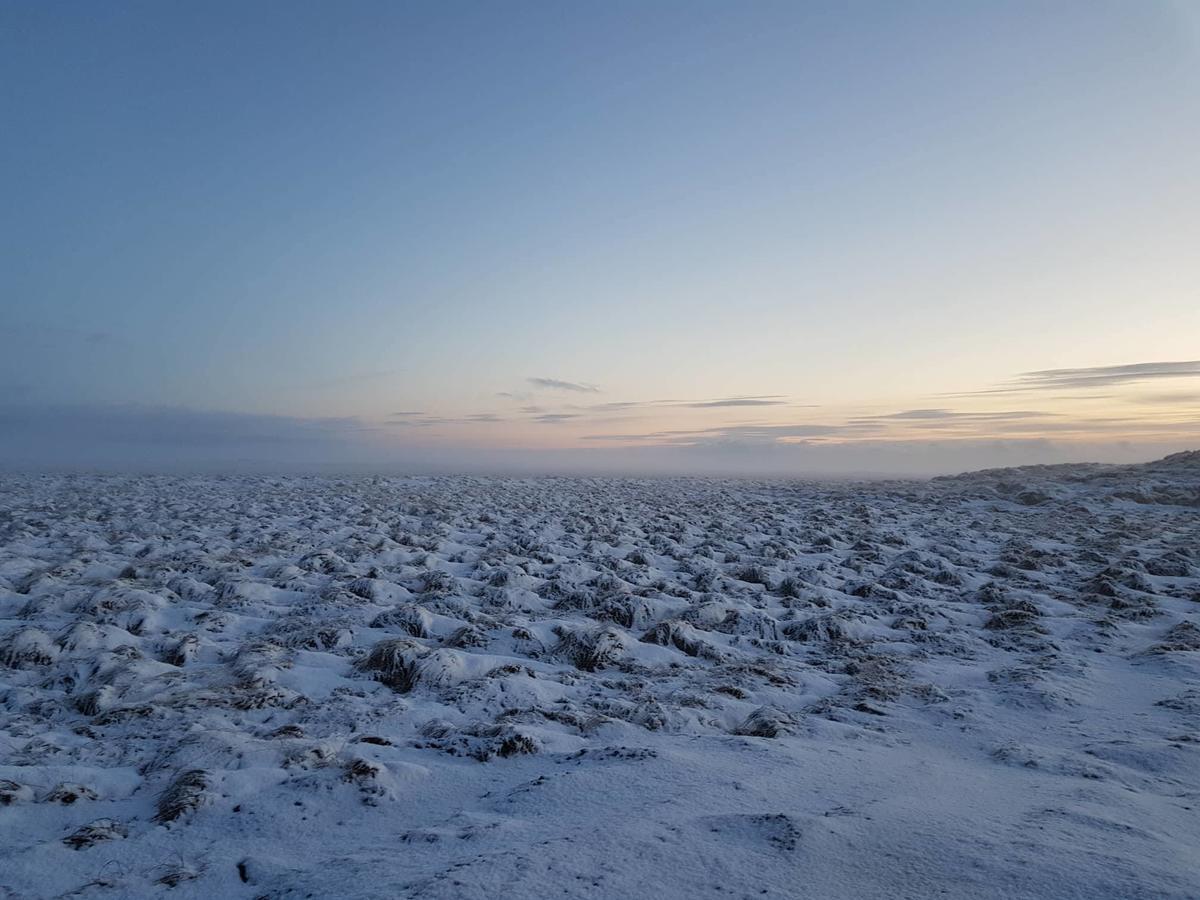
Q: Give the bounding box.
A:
[734,706,800,738]
[63,818,128,849]
[357,638,429,692]
[369,604,434,637]
[553,625,630,672]
[1153,621,1200,652]
[640,621,710,658]
[0,779,34,806]
[155,769,211,824]
[0,627,59,668]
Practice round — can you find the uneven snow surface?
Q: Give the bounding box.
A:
[2,455,1199,898]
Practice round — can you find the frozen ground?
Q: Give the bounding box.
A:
[1,453,1198,899]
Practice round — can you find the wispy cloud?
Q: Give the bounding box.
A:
[527,377,600,393]
[584,422,855,445]
[386,412,505,427]
[584,400,663,412]
[499,393,811,418]
[951,360,1200,396]
[857,408,1056,422]
[682,396,790,408]
[1016,361,1200,389]
[1136,392,1200,405]
[533,413,582,424]
[569,395,806,414]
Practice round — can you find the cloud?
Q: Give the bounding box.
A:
[498,394,810,420]
[984,417,1200,435]
[586,395,804,410]
[582,408,1059,446]
[1016,360,1200,389]
[527,377,600,393]
[879,408,962,420]
[1137,392,1200,405]
[584,422,854,445]
[857,409,1056,421]
[953,361,1200,396]
[683,397,789,408]
[533,413,582,423]
[386,412,505,427]
[865,408,958,420]
[584,400,661,412]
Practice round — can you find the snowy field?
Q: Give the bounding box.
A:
[1,454,1198,899]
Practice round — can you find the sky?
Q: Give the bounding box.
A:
[2,1,1199,475]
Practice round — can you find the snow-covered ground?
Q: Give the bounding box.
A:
[1,453,1198,899]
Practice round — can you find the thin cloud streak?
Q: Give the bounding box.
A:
[855,409,1058,422]
[576,395,805,412]
[1136,392,1200,405]
[683,398,788,408]
[1016,360,1200,389]
[386,413,505,427]
[583,422,856,444]
[950,360,1200,396]
[527,377,600,393]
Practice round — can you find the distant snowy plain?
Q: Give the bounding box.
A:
[2,454,1199,898]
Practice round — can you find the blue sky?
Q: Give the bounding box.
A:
[2,1,1199,473]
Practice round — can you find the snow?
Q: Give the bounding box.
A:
[0,455,1198,898]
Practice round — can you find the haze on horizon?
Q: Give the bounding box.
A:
[3,1,1198,476]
